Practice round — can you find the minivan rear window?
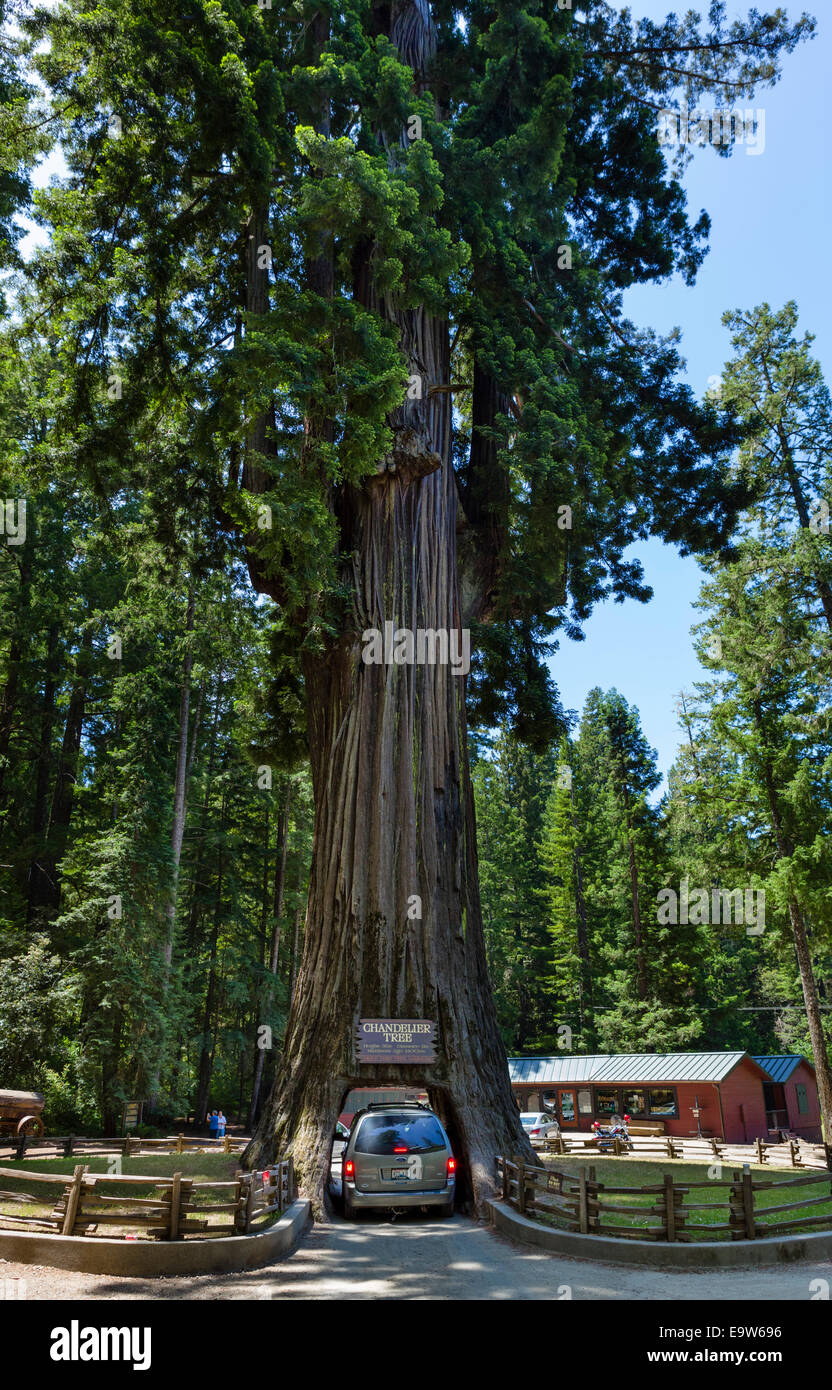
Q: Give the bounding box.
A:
[353,1113,447,1155]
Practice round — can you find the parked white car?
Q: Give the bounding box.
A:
[520,1111,560,1148]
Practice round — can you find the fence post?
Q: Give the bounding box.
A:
[244,1173,256,1232]
[232,1176,244,1232]
[756,1137,765,1165]
[578,1168,589,1234]
[61,1164,88,1236]
[517,1160,526,1215]
[176,1133,184,1155]
[664,1172,676,1241]
[15,1132,27,1160]
[741,1164,755,1239]
[168,1171,183,1240]
[287,1155,295,1202]
[728,1168,742,1240]
[588,1165,599,1232]
[500,1156,508,1201]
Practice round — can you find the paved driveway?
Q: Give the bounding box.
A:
[3,1210,831,1300]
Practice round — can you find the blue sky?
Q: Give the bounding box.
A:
[552,0,830,787]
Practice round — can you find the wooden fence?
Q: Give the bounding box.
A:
[0,1159,294,1241]
[0,1133,250,1161]
[496,1155,832,1242]
[543,1131,830,1171]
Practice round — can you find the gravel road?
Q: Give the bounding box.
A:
[2,1210,831,1300]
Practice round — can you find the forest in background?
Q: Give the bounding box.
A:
[0,0,829,1149]
[2,295,830,1130]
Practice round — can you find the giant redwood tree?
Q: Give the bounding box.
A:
[29,0,812,1208]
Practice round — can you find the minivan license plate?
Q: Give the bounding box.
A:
[390,1167,411,1179]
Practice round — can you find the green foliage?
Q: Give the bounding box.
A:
[0,1,822,1130]
[0,932,77,1087]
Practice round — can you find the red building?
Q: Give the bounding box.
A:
[753,1055,821,1141]
[508,1052,822,1144]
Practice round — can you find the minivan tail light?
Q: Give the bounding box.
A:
[344,1160,355,1178]
[447,1157,456,1175]
[530,1128,541,1135]
[393,1146,408,1153]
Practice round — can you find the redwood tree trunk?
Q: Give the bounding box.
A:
[246,453,530,1211]
[244,0,531,1213]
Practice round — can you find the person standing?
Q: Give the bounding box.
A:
[216,1110,227,1139]
[207,1110,219,1141]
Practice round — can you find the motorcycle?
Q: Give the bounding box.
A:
[590,1113,633,1152]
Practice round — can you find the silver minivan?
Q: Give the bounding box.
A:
[341,1103,456,1219]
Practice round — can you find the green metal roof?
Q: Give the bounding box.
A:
[752,1055,811,1083]
[508,1052,761,1086]
[506,1056,605,1085]
[591,1053,751,1084]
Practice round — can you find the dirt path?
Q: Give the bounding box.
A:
[2,1211,831,1300]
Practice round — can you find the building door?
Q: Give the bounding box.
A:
[558,1089,579,1129]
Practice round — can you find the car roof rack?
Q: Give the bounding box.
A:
[365,1101,431,1111]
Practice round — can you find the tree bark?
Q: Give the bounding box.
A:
[617,755,649,1006]
[243,0,532,1214]
[194,793,226,1125]
[0,549,32,807]
[569,783,595,1047]
[26,624,61,923]
[185,674,223,954]
[755,705,832,1143]
[163,587,196,972]
[248,777,292,1127]
[290,903,302,1002]
[28,627,93,918]
[149,587,195,1109]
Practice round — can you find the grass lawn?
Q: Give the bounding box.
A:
[535,1153,832,1240]
[0,1152,244,1237]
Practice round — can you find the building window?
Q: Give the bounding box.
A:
[595,1089,619,1115]
[578,1089,593,1115]
[647,1088,677,1116]
[796,1084,809,1115]
[560,1092,576,1124]
[622,1089,646,1116]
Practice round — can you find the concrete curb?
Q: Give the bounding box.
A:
[487,1199,832,1267]
[0,1198,311,1276]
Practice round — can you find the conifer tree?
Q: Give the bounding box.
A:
[16,0,814,1203]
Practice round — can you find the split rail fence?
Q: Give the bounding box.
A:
[497,1155,832,1243]
[544,1131,830,1171]
[0,1159,294,1241]
[0,1133,250,1161]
